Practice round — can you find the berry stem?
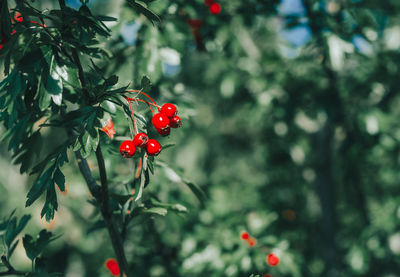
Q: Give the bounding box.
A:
[125,97,157,114]
[29,20,46,28]
[125,89,161,112]
[127,99,138,135]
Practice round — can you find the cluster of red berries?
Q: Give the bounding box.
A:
[240,231,257,247]
[1,11,46,51]
[204,0,221,15]
[240,231,280,274]
[0,12,22,50]
[119,102,182,158]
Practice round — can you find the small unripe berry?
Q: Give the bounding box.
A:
[169,116,182,128]
[146,139,162,156]
[120,140,136,158]
[160,103,177,118]
[157,127,171,136]
[133,133,149,147]
[209,2,221,14]
[152,113,170,130]
[267,254,280,266]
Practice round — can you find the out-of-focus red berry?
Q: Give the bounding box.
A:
[267,253,280,266]
[209,2,221,14]
[105,258,120,276]
[240,231,250,240]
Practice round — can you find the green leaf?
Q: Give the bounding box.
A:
[23,230,53,261]
[142,207,168,216]
[41,182,58,222]
[5,217,17,247]
[95,15,118,22]
[15,215,32,236]
[126,0,161,25]
[8,240,19,257]
[26,166,54,207]
[4,214,31,249]
[45,56,63,95]
[184,180,207,207]
[54,168,65,192]
[140,75,152,92]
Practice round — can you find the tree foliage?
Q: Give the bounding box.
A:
[1,0,400,276]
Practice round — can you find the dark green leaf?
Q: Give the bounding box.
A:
[54,168,65,192]
[23,229,53,261]
[140,75,152,92]
[126,0,161,25]
[184,180,207,207]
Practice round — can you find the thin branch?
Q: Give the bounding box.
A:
[95,145,109,214]
[74,151,101,198]
[0,255,27,276]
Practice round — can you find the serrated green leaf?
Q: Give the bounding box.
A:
[26,166,54,207]
[23,229,53,261]
[54,168,65,192]
[41,182,58,222]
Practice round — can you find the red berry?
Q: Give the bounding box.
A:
[247,237,257,247]
[240,231,250,240]
[209,2,221,14]
[133,133,149,147]
[267,254,280,266]
[152,113,170,130]
[157,127,170,136]
[120,140,136,158]
[105,258,120,276]
[146,139,162,156]
[14,12,23,23]
[169,116,182,128]
[204,0,214,6]
[160,103,177,118]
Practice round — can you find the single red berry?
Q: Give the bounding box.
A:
[14,12,23,23]
[248,237,257,247]
[152,112,170,130]
[146,139,162,156]
[105,258,120,276]
[133,132,149,147]
[156,127,171,136]
[240,231,250,240]
[120,140,136,158]
[204,0,214,5]
[169,116,182,128]
[264,274,272,277]
[267,254,280,266]
[209,2,221,14]
[160,103,177,118]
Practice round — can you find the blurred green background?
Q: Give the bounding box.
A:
[2,0,400,276]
